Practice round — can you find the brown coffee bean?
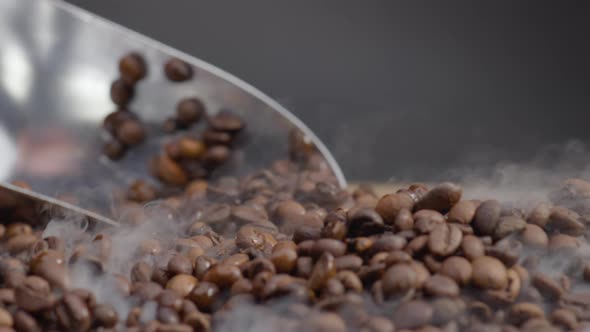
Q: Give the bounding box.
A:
[447,200,477,224]
[110,78,134,106]
[166,274,198,297]
[168,255,193,276]
[5,234,37,254]
[308,252,336,291]
[176,98,204,128]
[413,210,445,234]
[294,256,313,279]
[406,235,429,255]
[188,281,219,312]
[440,256,472,286]
[521,224,549,247]
[508,302,545,326]
[13,310,40,332]
[549,234,579,250]
[472,256,508,290]
[347,207,386,236]
[154,155,189,186]
[414,182,462,213]
[119,52,146,83]
[223,253,249,267]
[392,300,433,329]
[130,261,152,283]
[271,247,298,273]
[547,206,585,236]
[473,200,501,236]
[430,299,465,327]
[165,58,193,81]
[158,289,183,312]
[103,139,126,160]
[371,235,407,254]
[116,119,145,146]
[302,312,346,332]
[55,293,91,332]
[15,276,55,312]
[460,235,485,260]
[203,145,231,167]
[494,215,527,239]
[209,111,244,133]
[0,308,12,327]
[362,316,395,332]
[93,304,118,328]
[424,274,460,297]
[183,311,211,331]
[203,264,242,288]
[376,193,414,224]
[550,308,577,331]
[528,202,552,227]
[381,263,417,297]
[393,208,414,231]
[532,273,563,300]
[203,130,232,146]
[428,223,462,257]
[486,238,522,267]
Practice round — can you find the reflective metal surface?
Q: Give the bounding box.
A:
[0,0,346,220]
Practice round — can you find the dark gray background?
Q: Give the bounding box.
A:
[67,0,590,182]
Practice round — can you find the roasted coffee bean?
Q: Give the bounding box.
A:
[440,256,472,286]
[203,145,231,167]
[133,282,163,301]
[153,155,189,186]
[486,238,522,267]
[406,235,429,255]
[494,215,526,239]
[528,202,552,227]
[393,208,414,230]
[507,302,545,326]
[15,276,55,312]
[392,300,433,330]
[188,281,219,312]
[166,274,198,297]
[168,255,193,276]
[347,207,386,236]
[414,182,462,213]
[93,304,118,328]
[208,110,244,133]
[119,52,146,83]
[5,234,37,254]
[549,233,579,250]
[424,274,460,297]
[0,308,12,328]
[110,78,134,106]
[271,247,297,273]
[362,316,395,332]
[381,263,417,297]
[472,200,501,236]
[550,308,578,330]
[55,293,91,332]
[103,139,126,160]
[461,235,485,260]
[531,273,563,300]
[521,224,549,247]
[296,257,313,278]
[413,210,445,234]
[447,200,477,224]
[308,252,336,291]
[428,223,462,257]
[165,58,193,81]
[203,264,242,288]
[547,206,585,236]
[371,235,406,254]
[203,130,233,146]
[131,262,153,282]
[375,193,414,224]
[176,98,205,128]
[158,306,180,324]
[13,310,40,332]
[472,256,508,290]
[302,312,346,332]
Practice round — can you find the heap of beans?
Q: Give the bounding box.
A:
[2,54,590,332]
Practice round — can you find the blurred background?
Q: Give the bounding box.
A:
[66,1,590,182]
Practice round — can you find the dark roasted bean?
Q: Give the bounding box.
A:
[472,256,508,290]
[176,98,205,128]
[392,300,433,330]
[473,200,501,236]
[119,52,146,83]
[165,58,193,81]
[414,182,462,213]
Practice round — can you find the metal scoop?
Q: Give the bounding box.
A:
[0,0,346,226]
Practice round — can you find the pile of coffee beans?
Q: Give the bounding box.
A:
[3,53,590,331]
